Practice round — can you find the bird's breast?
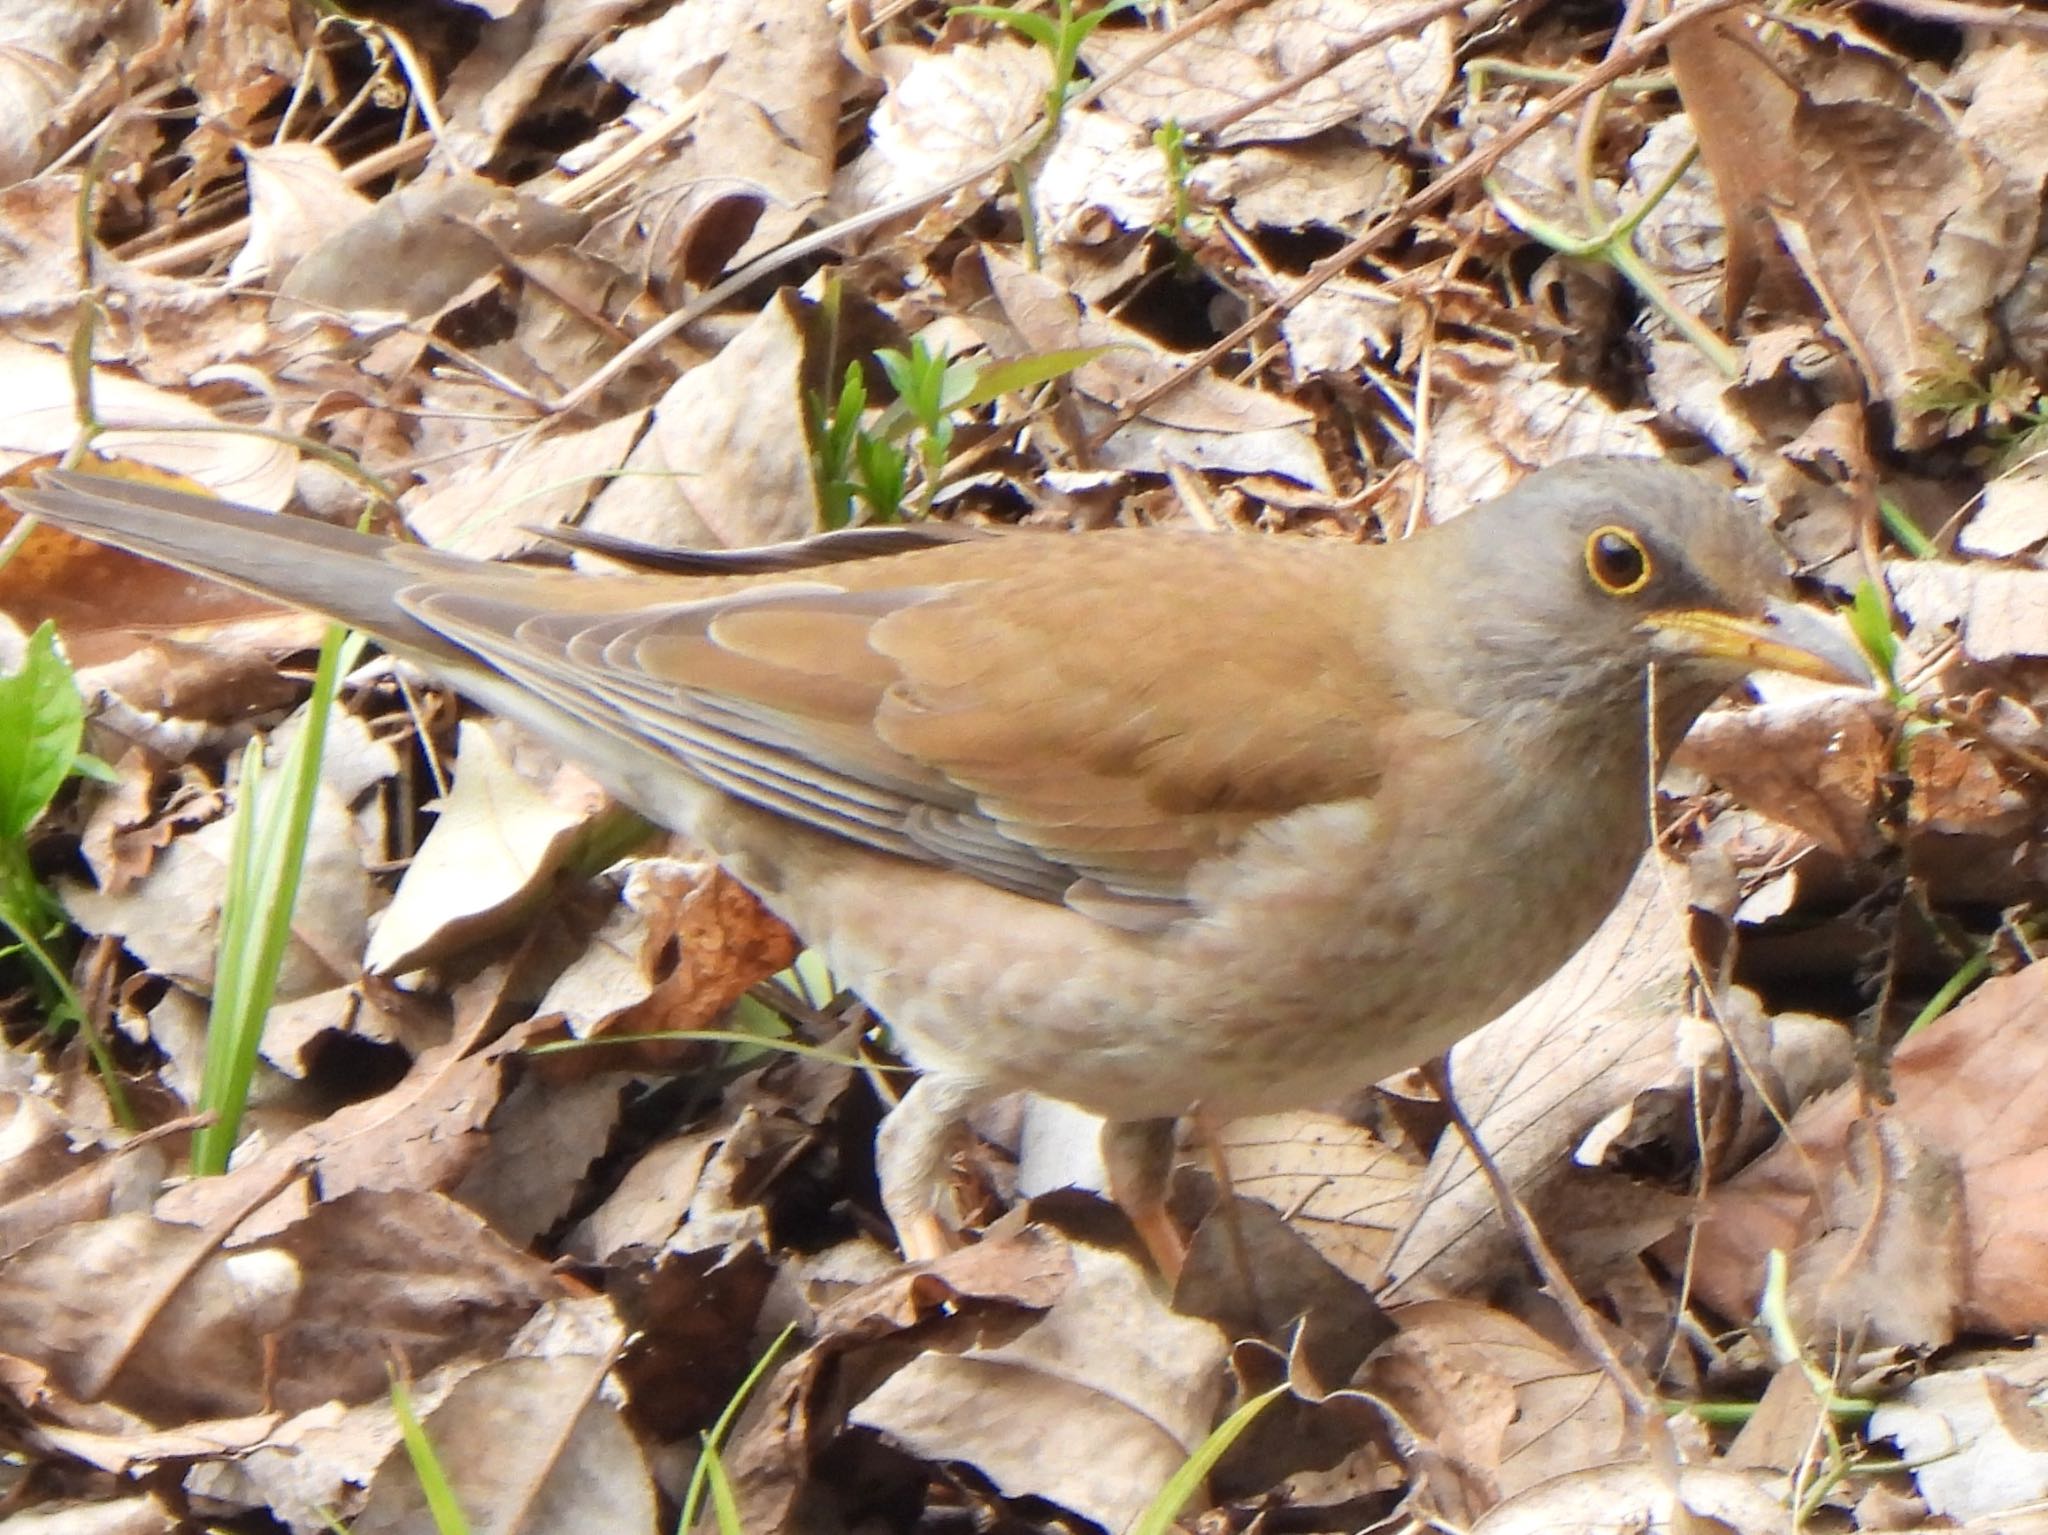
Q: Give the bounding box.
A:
[733,718,1654,1123]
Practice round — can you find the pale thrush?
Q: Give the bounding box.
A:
[6,458,1858,1267]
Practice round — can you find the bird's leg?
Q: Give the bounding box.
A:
[876,1071,994,1262]
[1102,1116,1186,1282]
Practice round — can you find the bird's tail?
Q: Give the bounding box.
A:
[6,471,455,655]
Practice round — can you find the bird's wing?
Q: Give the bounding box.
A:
[409,533,1397,928]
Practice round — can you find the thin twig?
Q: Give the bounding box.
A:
[1080,0,1749,451]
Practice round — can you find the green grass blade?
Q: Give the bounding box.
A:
[679,1323,798,1532]
[191,625,364,1174]
[1127,1384,1287,1535]
[390,1372,473,1535]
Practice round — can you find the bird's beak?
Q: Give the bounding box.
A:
[1640,598,1874,687]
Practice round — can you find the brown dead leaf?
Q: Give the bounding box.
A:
[1667,12,1806,328]
[62,713,386,1003]
[1891,559,2048,665]
[1084,0,1456,148]
[1466,1460,1791,1534]
[230,141,374,289]
[1676,691,1892,860]
[1871,1360,2048,1523]
[726,1228,1076,1529]
[0,347,296,507]
[0,1189,558,1424]
[543,858,799,1044]
[1693,961,2048,1338]
[1724,1362,1833,1474]
[404,410,647,560]
[272,174,585,330]
[1364,1298,1630,1508]
[849,1241,1228,1532]
[578,289,821,552]
[1381,860,1699,1296]
[1214,1111,1420,1285]
[844,37,1047,209]
[1960,463,2048,559]
[353,1354,654,1535]
[1422,350,1661,515]
[979,248,1332,487]
[1677,15,2036,446]
[151,1019,544,1237]
[1791,1113,1967,1351]
[0,1102,168,1261]
[1907,726,2031,841]
[365,718,611,976]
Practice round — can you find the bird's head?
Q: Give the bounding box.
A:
[1413,456,1866,734]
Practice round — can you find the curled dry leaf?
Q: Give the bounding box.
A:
[849,1240,1228,1533]
[1871,1361,2048,1523]
[1692,962,2048,1339]
[586,0,837,279]
[726,1229,1077,1529]
[365,717,610,976]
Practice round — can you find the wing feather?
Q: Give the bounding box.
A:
[397,530,1398,923]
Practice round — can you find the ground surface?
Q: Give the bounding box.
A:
[2,1,2048,1531]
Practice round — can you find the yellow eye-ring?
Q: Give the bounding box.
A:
[1585,525,1651,595]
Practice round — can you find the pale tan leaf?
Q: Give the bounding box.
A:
[1084,0,1456,148]
[365,718,606,977]
[849,1243,1227,1532]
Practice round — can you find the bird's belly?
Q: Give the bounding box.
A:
[735,793,1640,1124]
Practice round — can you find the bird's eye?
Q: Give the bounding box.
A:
[1585,525,1651,595]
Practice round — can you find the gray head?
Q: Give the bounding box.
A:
[1405,457,1848,735]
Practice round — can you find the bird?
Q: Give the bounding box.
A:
[6,458,1858,1272]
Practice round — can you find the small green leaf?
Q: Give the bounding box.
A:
[1876,493,1937,559]
[955,345,1115,408]
[69,750,120,785]
[0,622,88,843]
[852,434,910,522]
[952,4,1062,48]
[1066,0,1140,46]
[1845,580,1900,693]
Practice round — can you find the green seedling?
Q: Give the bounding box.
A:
[191,624,364,1175]
[951,0,1139,142]
[1153,118,1211,252]
[0,622,129,1121]
[1844,579,1907,707]
[810,361,871,529]
[811,342,1110,525]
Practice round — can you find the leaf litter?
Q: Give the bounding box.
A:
[1,0,2047,1530]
